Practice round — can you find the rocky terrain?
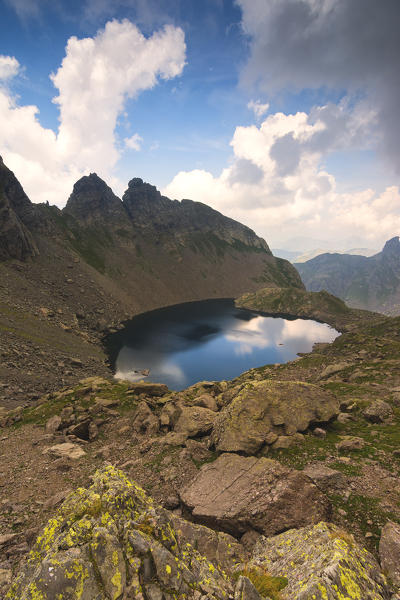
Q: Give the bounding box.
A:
[2,289,400,597]
[0,157,301,408]
[295,237,400,315]
[3,155,400,598]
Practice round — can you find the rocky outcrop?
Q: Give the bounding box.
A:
[236,286,380,331]
[64,173,129,228]
[122,177,270,252]
[250,522,390,599]
[0,157,38,260]
[6,465,236,600]
[210,380,339,455]
[180,453,330,537]
[296,236,400,315]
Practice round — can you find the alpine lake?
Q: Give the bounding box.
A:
[106,299,339,390]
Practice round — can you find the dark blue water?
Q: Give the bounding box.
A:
[106,299,339,390]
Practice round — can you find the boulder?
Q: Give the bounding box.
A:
[363,400,394,423]
[44,442,86,460]
[180,453,330,537]
[211,380,338,455]
[192,393,218,412]
[303,463,347,493]
[335,436,365,452]
[132,401,160,435]
[127,382,169,397]
[379,521,400,586]
[318,362,353,379]
[6,466,234,600]
[174,406,217,438]
[250,522,390,600]
[170,513,246,571]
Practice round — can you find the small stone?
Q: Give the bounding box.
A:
[337,412,354,424]
[265,431,278,445]
[335,436,365,452]
[45,414,62,434]
[313,427,326,438]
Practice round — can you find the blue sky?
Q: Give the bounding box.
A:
[1,0,400,250]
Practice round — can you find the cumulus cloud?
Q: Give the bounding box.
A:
[124,133,143,151]
[237,0,400,173]
[0,20,186,204]
[0,56,20,81]
[247,99,269,119]
[164,105,400,249]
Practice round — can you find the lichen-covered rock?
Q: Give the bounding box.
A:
[170,513,246,571]
[250,522,390,599]
[211,380,339,455]
[6,465,234,600]
[180,453,330,537]
[234,576,263,600]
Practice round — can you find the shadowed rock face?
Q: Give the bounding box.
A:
[122,176,271,251]
[0,157,38,260]
[64,173,129,227]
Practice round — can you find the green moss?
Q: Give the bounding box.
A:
[234,565,287,599]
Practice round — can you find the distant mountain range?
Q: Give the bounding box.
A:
[273,247,378,263]
[295,238,400,315]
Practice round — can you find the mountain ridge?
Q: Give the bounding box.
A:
[295,237,400,315]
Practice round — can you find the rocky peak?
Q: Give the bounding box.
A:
[382,236,400,257]
[63,173,128,226]
[126,177,161,201]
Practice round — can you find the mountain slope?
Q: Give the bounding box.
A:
[0,158,302,405]
[295,237,400,315]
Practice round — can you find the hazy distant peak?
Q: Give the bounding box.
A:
[382,236,400,255]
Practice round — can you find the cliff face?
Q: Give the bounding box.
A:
[0,157,38,260]
[295,237,400,315]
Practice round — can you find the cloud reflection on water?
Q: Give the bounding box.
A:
[112,300,339,390]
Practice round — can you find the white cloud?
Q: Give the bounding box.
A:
[247,99,269,119]
[237,0,400,174]
[0,20,186,205]
[164,105,400,249]
[124,133,143,151]
[0,56,20,81]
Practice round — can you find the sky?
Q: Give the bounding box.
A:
[1,0,400,251]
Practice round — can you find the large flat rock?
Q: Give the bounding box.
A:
[211,380,339,455]
[180,453,330,536]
